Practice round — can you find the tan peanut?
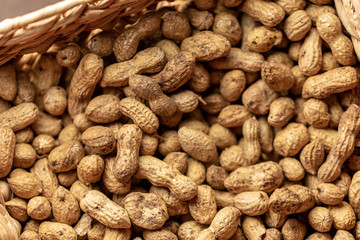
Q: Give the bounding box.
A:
[209,123,236,149]
[178,126,217,163]
[188,185,217,225]
[48,140,84,173]
[14,74,36,105]
[123,192,168,230]
[206,165,228,190]
[302,67,358,99]
[303,98,331,128]
[129,74,177,117]
[101,47,166,87]
[0,64,17,101]
[77,155,104,185]
[51,186,80,225]
[242,216,266,240]
[247,26,282,53]
[150,186,188,217]
[113,124,142,183]
[8,169,42,199]
[317,12,356,66]
[282,219,307,240]
[5,197,28,222]
[318,104,360,182]
[158,130,181,156]
[299,28,322,76]
[242,80,279,115]
[224,161,284,193]
[185,8,214,31]
[85,94,122,123]
[113,11,161,62]
[274,0,306,14]
[195,207,241,240]
[0,103,39,132]
[163,152,188,174]
[152,51,196,92]
[67,53,103,118]
[308,207,333,233]
[82,126,115,155]
[181,31,231,61]
[269,185,315,215]
[80,190,131,229]
[0,127,15,178]
[349,171,360,219]
[38,222,77,240]
[268,97,295,127]
[178,221,206,240]
[279,158,305,181]
[212,11,241,46]
[334,230,355,240]
[211,49,263,75]
[265,209,287,228]
[329,201,356,230]
[155,39,181,61]
[170,90,199,113]
[102,157,131,195]
[186,157,206,185]
[135,155,198,201]
[234,191,269,216]
[261,61,295,92]
[219,70,246,102]
[162,11,191,41]
[239,0,285,27]
[274,123,310,157]
[300,139,325,175]
[284,10,312,41]
[119,97,159,134]
[315,183,345,205]
[189,63,211,93]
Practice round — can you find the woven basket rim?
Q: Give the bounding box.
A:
[0,0,169,66]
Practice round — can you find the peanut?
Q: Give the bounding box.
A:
[170,90,199,113]
[219,70,246,102]
[317,12,356,66]
[85,94,122,123]
[150,186,188,217]
[308,207,333,233]
[300,139,325,175]
[318,104,360,182]
[129,74,177,117]
[329,201,356,230]
[234,191,269,216]
[206,165,228,190]
[186,157,206,185]
[158,130,181,156]
[224,161,284,193]
[279,157,305,181]
[119,97,159,134]
[135,155,198,201]
[0,127,15,178]
[113,124,142,183]
[189,63,210,92]
[269,185,315,215]
[100,47,166,87]
[5,197,28,222]
[162,11,191,42]
[284,10,312,41]
[181,31,231,61]
[242,216,266,240]
[48,140,84,173]
[113,11,161,62]
[80,190,130,229]
[281,219,307,240]
[299,28,323,76]
[247,26,283,52]
[102,157,131,195]
[239,0,285,27]
[14,74,36,105]
[8,169,42,199]
[268,97,296,127]
[38,222,77,240]
[188,185,217,224]
[178,221,206,240]
[51,186,80,225]
[315,183,345,205]
[0,103,39,132]
[212,11,241,46]
[77,155,104,185]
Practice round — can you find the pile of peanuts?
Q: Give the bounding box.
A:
[1,0,360,239]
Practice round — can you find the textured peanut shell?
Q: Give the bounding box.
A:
[136,155,198,201]
[0,64,17,101]
[267,97,295,128]
[188,185,217,224]
[329,201,356,230]
[284,10,311,41]
[247,26,282,53]
[206,165,228,190]
[219,70,246,102]
[170,90,199,113]
[31,111,62,137]
[189,63,211,93]
[80,190,131,229]
[0,127,15,178]
[201,93,229,114]
[123,192,168,230]
[149,186,188,216]
[163,152,188,174]
[186,157,206,185]
[4,197,28,222]
[178,221,206,240]
[67,53,103,118]
[14,74,36,105]
[113,124,142,183]
[8,169,42,199]
[269,185,315,215]
[162,11,191,41]
[143,228,178,240]
[178,126,217,163]
[210,206,241,240]
[43,86,67,116]
[333,230,355,240]
[308,126,337,152]
[101,47,166,87]
[39,222,77,240]
[279,158,305,181]
[155,39,181,61]
[234,191,269,216]
[77,155,104,185]
[185,8,214,31]
[158,130,181,156]
[281,219,307,240]
[308,207,333,233]
[208,47,264,73]
[48,140,84,173]
[242,216,266,240]
[52,186,80,225]
[318,104,360,182]
[0,103,39,132]
[274,123,309,157]
[224,161,284,193]
[349,171,360,219]
[209,123,237,149]
[298,28,322,76]
[113,11,161,62]
[242,80,279,115]
[129,74,177,117]
[30,158,59,201]
[239,0,285,27]
[102,157,131,195]
[316,12,356,66]
[316,183,344,205]
[82,126,115,155]
[217,105,253,128]
[152,51,196,92]
[299,139,325,175]
[181,31,231,61]
[212,11,241,46]
[85,94,122,123]
[13,143,36,169]
[261,61,295,92]
[303,67,358,99]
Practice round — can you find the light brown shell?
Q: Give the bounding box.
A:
[0,127,15,178]
[48,140,84,173]
[85,94,122,123]
[51,186,80,225]
[188,185,217,224]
